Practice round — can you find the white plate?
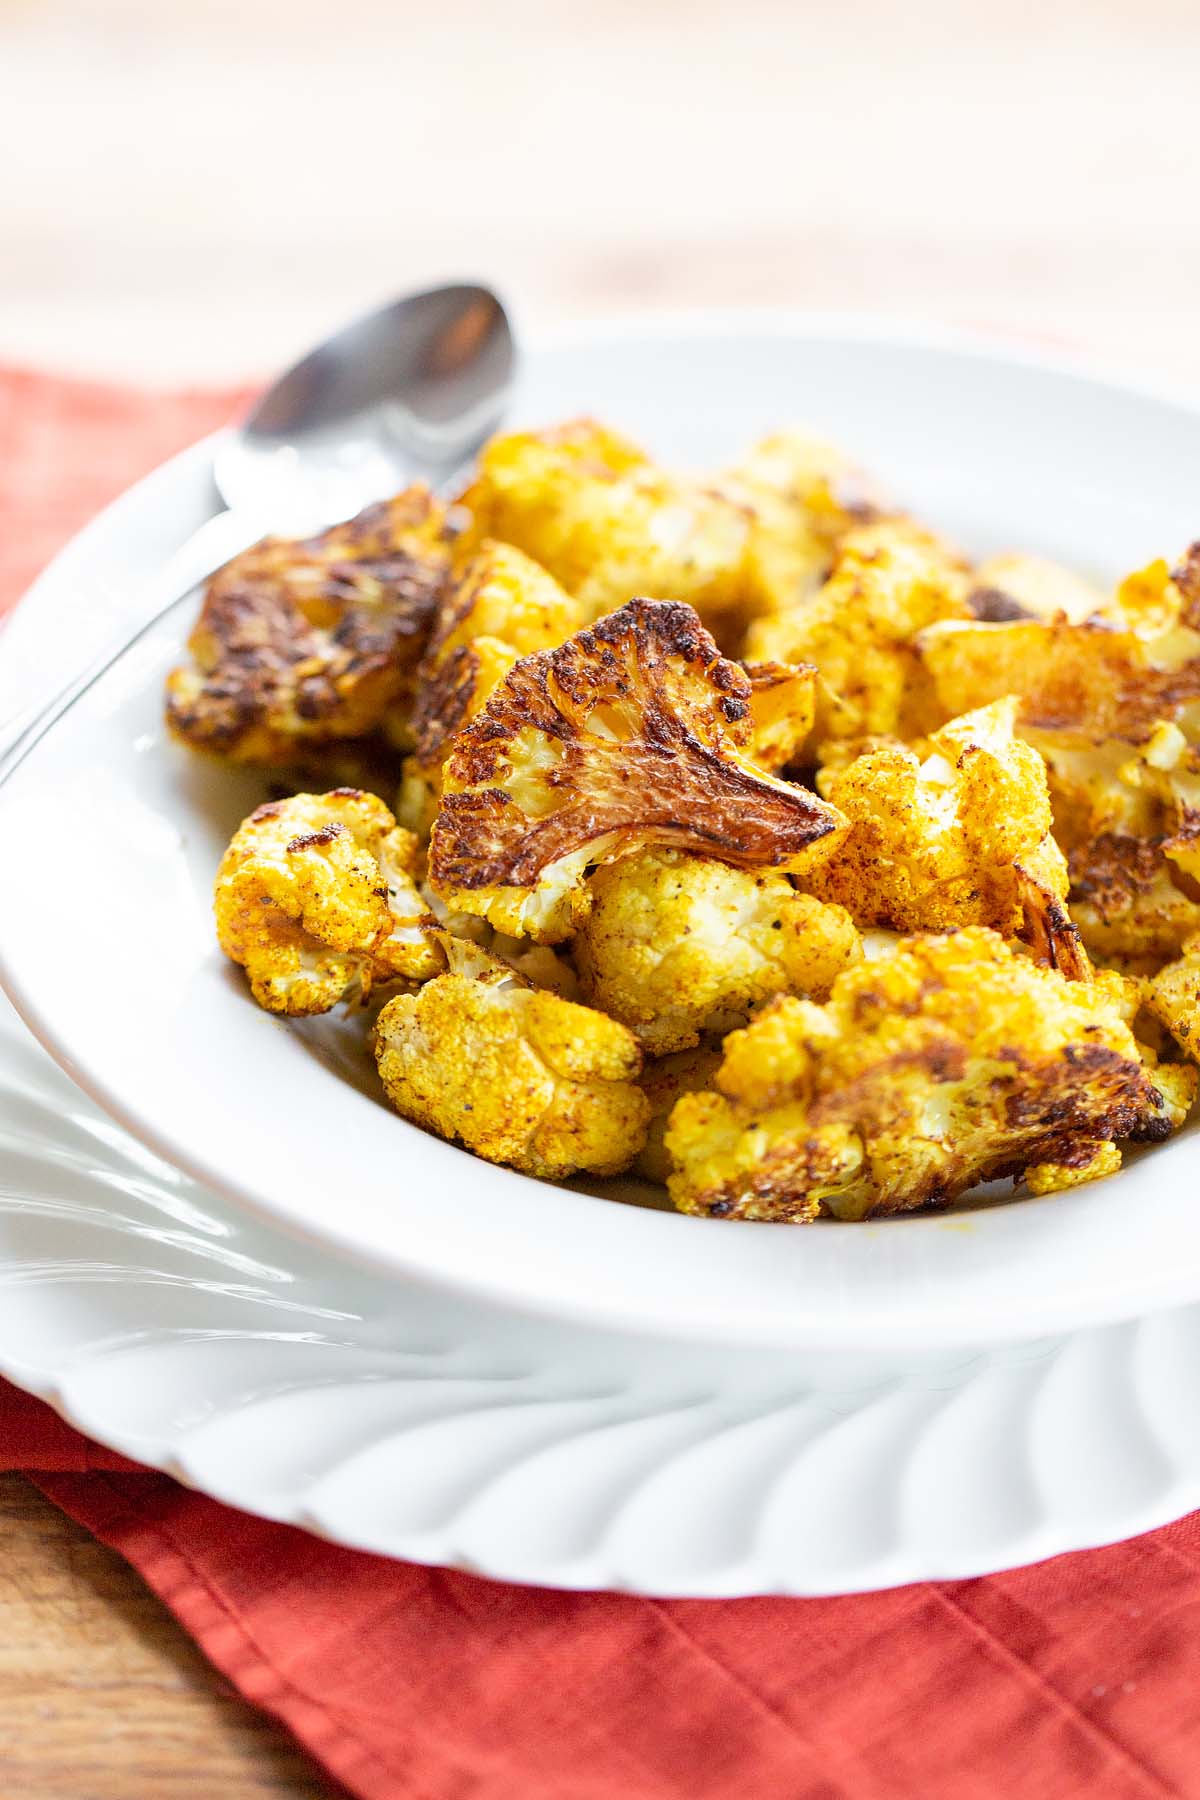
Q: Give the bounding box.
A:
[4,989,1200,1597]
[2,313,1200,1353]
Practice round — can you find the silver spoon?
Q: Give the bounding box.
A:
[0,281,515,787]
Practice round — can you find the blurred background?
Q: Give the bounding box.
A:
[1,0,1199,385]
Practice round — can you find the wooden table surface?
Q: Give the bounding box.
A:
[3,0,1200,1792]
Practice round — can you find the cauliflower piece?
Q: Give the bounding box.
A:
[635,1045,724,1184]
[720,427,890,612]
[215,789,440,1014]
[374,966,650,1178]
[1024,720,1200,961]
[454,417,767,644]
[918,544,1200,740]
[745,520,970,742]
[576,847,862,1054]
[806,697,1085,975]
[1145,940,1200,1063]
[167,488,454,763]
[742,661,818,771]
[428,598,845,943]
[966,552,1108,624]
[664,929,1175,1221]
[398,542,582,834]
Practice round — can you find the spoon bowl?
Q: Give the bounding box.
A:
[215,283,516,525]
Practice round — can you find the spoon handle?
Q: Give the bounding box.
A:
[0,509,266,790]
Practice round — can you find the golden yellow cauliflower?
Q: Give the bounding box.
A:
[742,661,818,771]
[398,542,582,834]
[373,962,650,1179]
[918,544,1200,740]
[1024,720,1200,961]
[665,928,1178,1221]
[455,416,766,644]
[428,598,845,943]
[807,697,1084,974]
[1145,939,1200,1063]
[215,790,439,1014]
[576,847,861,1054]
[745,520,970,742]
[720,426,890,612]
[167,488,454,763]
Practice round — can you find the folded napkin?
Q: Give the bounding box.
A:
[4,364,1200,1800]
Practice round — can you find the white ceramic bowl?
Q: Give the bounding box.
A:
[3,314,1199,1353]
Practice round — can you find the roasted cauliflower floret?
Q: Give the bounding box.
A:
[807,697,1084,974]
[1144,937,1200,1065]
[664,929,1174,1221]
[742,661,818,771]
[166,488,454,764]
[373,968,650,1178]
[398,542,582,834]
[745,520,971,742]
[1024,720,1200,961]
[576,847,862,1054]
[720,427,890,612]
[215,789,439,1014]
[455,417,767,644]
[965,552,1108,624]
[428,598,845,943]
[918,545,1200,740]
[635,1045,724,1185]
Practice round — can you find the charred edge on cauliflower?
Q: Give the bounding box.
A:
[430,599,841,900]
[166,490,453,761]
[664,932,1170,1222]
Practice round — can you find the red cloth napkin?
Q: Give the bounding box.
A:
[5,364,1200,1800]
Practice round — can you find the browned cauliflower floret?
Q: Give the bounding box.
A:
[428,598,845,943]
[664,929,1176,1221]
[373,964,650,1178]
[166,489,454,764]
[720,427,891,613]
[215,789,439,1014]
[918,545,1200,740]
[965,552,1108,624]
[398,542,582,835]
[575,847,861,1054]
[745,520,971,742]
[1145,938,1200,1064]
[635,1045,724,1184]
[742,661,818,771]
[1024,720,1200,961]
[806,697,1085,975]
[454,417,767,645]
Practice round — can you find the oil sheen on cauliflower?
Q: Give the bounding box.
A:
[373,963,651,1179]
[918,545,1200,740]
[215,789,439,1014]
[398,541,582,834]
[745,520,970,742]
[454,417,770,644]
[719,426,890,613]
[664,928,1177,1221]
[166,488,454,764]
[807,697,1085,975]
[576,847,862,1053]
[428,598,845,943]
